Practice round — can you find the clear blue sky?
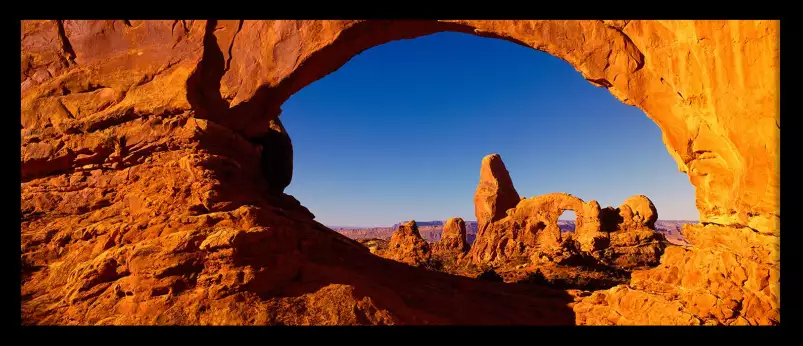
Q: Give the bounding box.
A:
[281,32,698,227]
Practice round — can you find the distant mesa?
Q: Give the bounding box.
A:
[334,220,689,245]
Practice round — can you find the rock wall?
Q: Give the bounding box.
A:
[574,223,780,325]
[21,20,779,325]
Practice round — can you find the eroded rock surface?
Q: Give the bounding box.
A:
[470,191,590,266]
[474,154,520,229]
[580,195,668,269]
[429,217,469,272]
[467,154,667,271]
[384,221,432,267]
[357,238,390,255]
[21,19,779,325]
[575,223,780,325]
[432,217,469,255]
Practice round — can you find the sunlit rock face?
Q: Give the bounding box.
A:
[431,217,469,257]
[21,20,779,325]
[385,220,432,267]
[467,154,668,271]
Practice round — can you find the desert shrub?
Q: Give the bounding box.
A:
[518,269,550,286]
[425,257,444,272]
[476,268,504,282]
[508,255,530,267]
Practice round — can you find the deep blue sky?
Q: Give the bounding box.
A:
[281,32,698,227]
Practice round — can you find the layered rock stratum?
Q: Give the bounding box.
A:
[21,20,779,325]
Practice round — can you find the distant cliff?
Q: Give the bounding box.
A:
[333,220,697,245]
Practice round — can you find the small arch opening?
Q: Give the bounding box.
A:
[558,210,576,233]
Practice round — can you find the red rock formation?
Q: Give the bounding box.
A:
[604,196,666,268]
[466,159,671,278]
[384,221,432,267]
[432,217,469,255]
[575,223,779,325]
[474,154,520,229]
[21,20,779,325]
[470,189,600,267]
[357,238,390,255]
[430,217,469,271]
[575,195,668,269]
[621,195,658,229]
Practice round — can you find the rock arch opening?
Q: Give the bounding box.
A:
[20,20,779,326]
[205,20,777,238]
[558,210,577,233]
[270,29,698,291]
[274,30,696,237]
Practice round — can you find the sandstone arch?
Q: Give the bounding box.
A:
[21,20,780,231]
[207,20,779,236]
[21,20,779,325]
[470,183,608,266]
[509,192,591,246]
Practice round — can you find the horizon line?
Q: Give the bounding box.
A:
[327,219,700,229]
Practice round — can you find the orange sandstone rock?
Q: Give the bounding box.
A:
[430,217,470,271]
[590,195,668,269]
[474,154,520,229]
[20,20,779,325]
[432,217,469,255]
[385,220,432,267]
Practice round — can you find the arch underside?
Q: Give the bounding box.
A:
[201,20,778,235]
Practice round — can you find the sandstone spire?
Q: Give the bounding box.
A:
[474,154,520,228]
